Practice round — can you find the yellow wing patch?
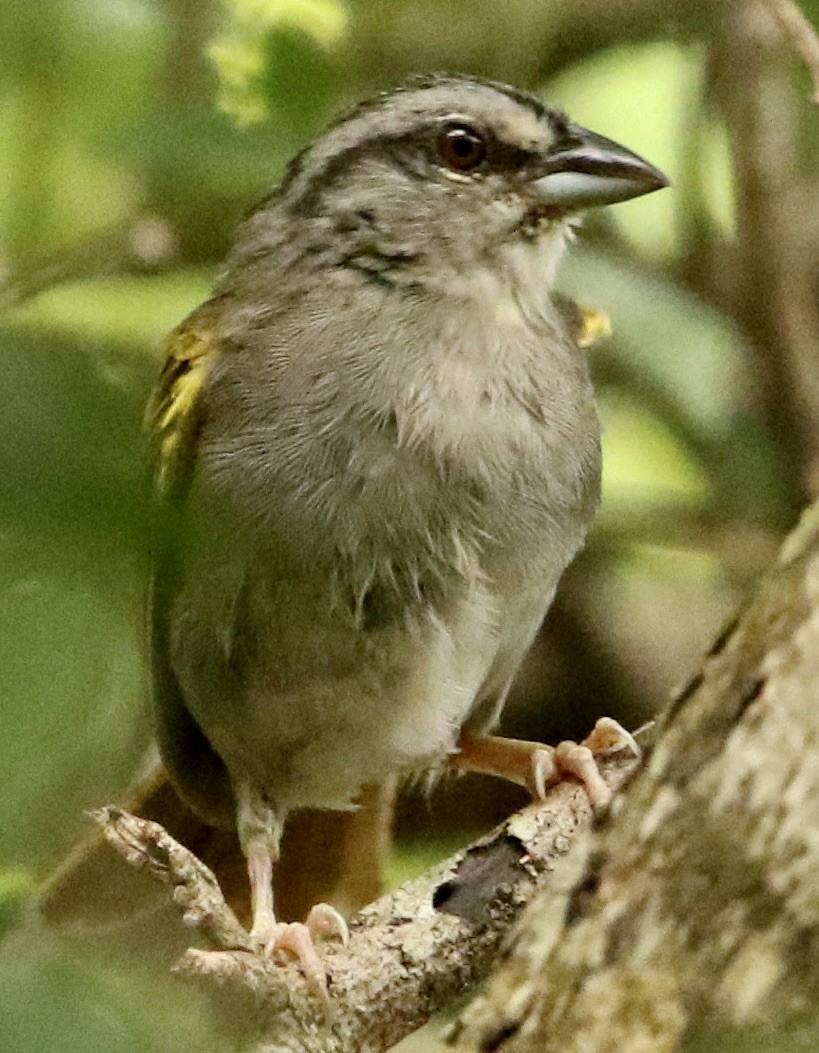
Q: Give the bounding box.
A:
[554,293,612,350]
[575,304,612,348]
[145,308,221,497]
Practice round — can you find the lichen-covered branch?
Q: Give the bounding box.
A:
[91,807,252,952]
[450,504,819,1053]
[93,744,641,1052]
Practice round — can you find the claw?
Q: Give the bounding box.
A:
[250,902,348,1009]
[582,717,641,759]
[530,747,557,800]
[306,902,349,946]
[242,819,342,1010]
[451,717,639,809]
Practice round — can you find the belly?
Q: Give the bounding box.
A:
[180,367,599,812]
[204,570,504,812]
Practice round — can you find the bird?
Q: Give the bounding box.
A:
[142,73,667,995]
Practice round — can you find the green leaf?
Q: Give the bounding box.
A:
[562,247,745,433]
[211,0,348,127]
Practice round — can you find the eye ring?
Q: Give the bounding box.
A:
[437,124,487,172]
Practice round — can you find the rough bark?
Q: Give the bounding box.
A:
[450,504,819,1053]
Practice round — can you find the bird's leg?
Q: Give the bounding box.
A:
[449,717,640,808]
[246,842,277,945]
[246,841,348,1002]
[238,788,348,1003]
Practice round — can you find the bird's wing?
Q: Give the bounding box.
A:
[552,293,611,349]
[146,303,236,829]
[145,303,221,500]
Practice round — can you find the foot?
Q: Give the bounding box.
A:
[449,717,640,808]
[246,840,348,1004]
[251,902,349,1004]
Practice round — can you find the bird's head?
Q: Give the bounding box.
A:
[236,75,668,298]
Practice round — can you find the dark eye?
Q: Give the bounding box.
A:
[437,124,487,172]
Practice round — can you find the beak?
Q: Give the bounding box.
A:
[533,126,669,210]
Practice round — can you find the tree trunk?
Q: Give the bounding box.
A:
[451,502,819,1053]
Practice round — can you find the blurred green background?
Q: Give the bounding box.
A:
[2,0,818,1049]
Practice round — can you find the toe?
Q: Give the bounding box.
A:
[272,923,331,1007]
[530,747,558,800]
[249,911,283,954]
[554,740,612,808]
[306,902,349,946]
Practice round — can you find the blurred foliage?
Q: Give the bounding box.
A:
[210,0,348,126]
[1,0,817,1050]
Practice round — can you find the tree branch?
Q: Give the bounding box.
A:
[90,807,252,953]
[92,743,642,1051]
[0,215,178,310]
[712,2,819,508]
[89,504,819,1053]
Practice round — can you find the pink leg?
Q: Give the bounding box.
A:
[245,843,348,1005]
[450,717,640,808]
[247,846,277,944]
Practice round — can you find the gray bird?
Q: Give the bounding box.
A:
[147,74,667,991]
